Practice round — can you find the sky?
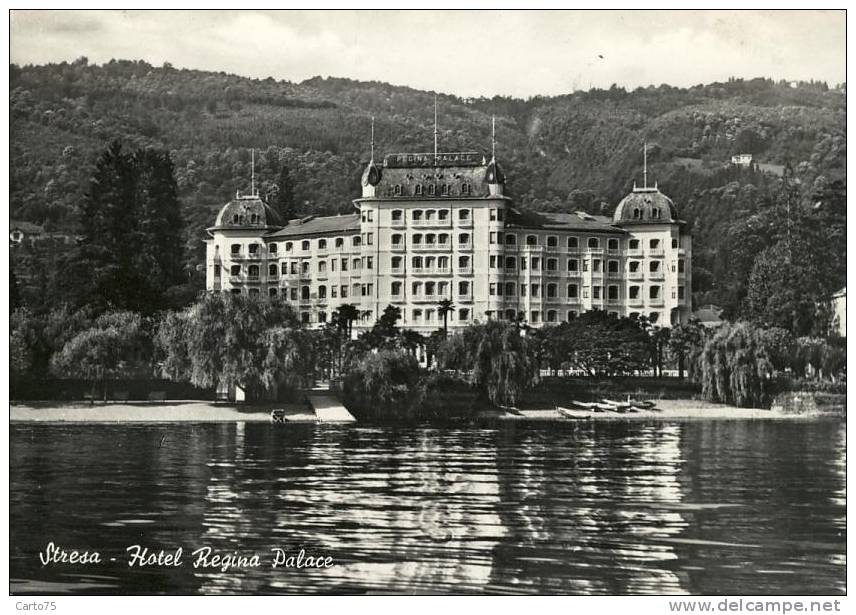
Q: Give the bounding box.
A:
[9,10,846,98]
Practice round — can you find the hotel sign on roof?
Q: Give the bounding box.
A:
[384,152,482,168]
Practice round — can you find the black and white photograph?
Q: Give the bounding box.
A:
[6,8,848,602]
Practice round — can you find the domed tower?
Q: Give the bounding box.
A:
[613,144,692,326]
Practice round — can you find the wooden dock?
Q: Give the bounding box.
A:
[308,393,357,423]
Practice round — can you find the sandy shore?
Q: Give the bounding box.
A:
[10,400,316,423]
[488,398,838,421]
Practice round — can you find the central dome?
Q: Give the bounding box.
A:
[613,187,678,224]
[213,194,281,229]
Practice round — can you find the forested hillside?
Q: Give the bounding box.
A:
[9,58,846,317]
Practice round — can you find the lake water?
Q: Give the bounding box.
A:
[10,420,846,595]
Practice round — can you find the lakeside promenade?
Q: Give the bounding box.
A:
[9,398,840,423]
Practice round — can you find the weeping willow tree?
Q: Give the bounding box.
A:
[438,320,538,407]
[698,322,787,407]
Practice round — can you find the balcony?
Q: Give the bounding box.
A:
[607,271,621,278]
[627,298,644,307]
[546,244,560,252]
[390,242,406,251]
[628,270,644,280]
[457,293,474,302]
[649,298,665,307]
[456,267,473,275]
[391,218,406,227]
[412,219,452,228]
[457,242,473,250]
[648,249,665,258]
[626,249,644,258]
[412,242,452,251]
[457,218,473,228]
[390,267,405,275]
[648,272,665,281]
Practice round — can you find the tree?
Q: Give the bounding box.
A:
[50,311,151,401]
[437,298,455,336]
[668,317,706,380]
[268,163,297,222]
[437,321,538,407]
[551,311,651,377]
[342,349,424,420]
[337,303,359,340]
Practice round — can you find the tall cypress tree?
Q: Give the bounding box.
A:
[269,163,296,223]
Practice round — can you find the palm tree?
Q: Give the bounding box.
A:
[337,303,359,339]
[437,298,455,336]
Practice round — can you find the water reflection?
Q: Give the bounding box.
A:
[10,420,845,595]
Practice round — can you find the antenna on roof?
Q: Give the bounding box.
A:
[251,148,256,196]
[433,94,438,158]
[370,116,375,162]
[643,142,648,190]
[491,115,496,161]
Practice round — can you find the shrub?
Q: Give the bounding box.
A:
[342,349,424,421]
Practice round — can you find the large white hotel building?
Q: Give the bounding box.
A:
[205,139,692,332]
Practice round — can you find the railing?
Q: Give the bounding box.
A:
[628,271,644,280]
[648,272,665,281]
[627,298,644,307]
[456,267,473,275]
[626,249,644,257]
[412,267,451,275]
[457,242,473,250]
[412,219,452,228]
[457,293,474,302]
[648,249,665,258]
[457,219,473,228]
[390,243,406,251]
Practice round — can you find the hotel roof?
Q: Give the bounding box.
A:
[507,210,626,234]
[266,213,360,238]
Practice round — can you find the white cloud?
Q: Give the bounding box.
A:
[10,9,846,97]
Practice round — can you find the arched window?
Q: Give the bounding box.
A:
[652,207,660,219]
[335,237,344,248]
[269,264,277,276]
[526,235,537,246]
[461,183,471,195]
[547,310,557,323]
[567,236,578,249]
[428,184,435,196]
[301,286,310,300]
[412,210,423,222]
[633,208,641,219]
[505,282,515,296]
[588,237,600,249]
[248,265,259,279]
[353,236,361,247]
[392,233,403,247]
[506,234,517,245]
[394,184,402,195]
[415,184,423,196]
[318,285,326,299]
[302,240,310,251]
[231,243,241,254]
[318,239,326,250]
[459,233,470,246]
[412,256,423,269]
[458,255,470,268]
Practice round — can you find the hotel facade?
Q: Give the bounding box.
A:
[205,143,692,333]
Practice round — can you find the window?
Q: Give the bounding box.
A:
[331,286,337,298]
[567,259,578,272]
[547,236,558,247]
[412,309,423,323]
[520,284,527,297]
[281,262,288,275]
[302,240,310,251]
[249,243,259,255]
[461,183,471,195]
[650,261,660,272]
[413,234,422,246]
[439,209,449,221]
[608,238,619,251]
[672,238,679,249]
[592,286,601,299]
[678,260,685,273]
[335,237,344,248]
[394,185,402,195]
[269,243,278,254]
[331,259,336,272]
[678,286,685,300]
[269,264,278,276]
[649,312,660,324]
[505,282,515,296]
[438,281,448,296]
[318,239,327,250]
[567,310,577,321]
[583,288,589,298]
[301,312,310,324]
[366,256,373,269]
[505,309,516,321]
[248,265,259,279]
[459,255,470,268]
[318,261,327,274]
[531,284,540,297]
[547,258,557,271]
[341,258,348,271]
[353,236,361,247]
[651,208,661,219]
[588,237,599,249]
[366,233,373,245]
[425,282,436,296]
[459,209,470,220]
[415,184,423,196]
[392,256,402,270]
[506,234,517,245]
[231,288,242,295]
[231,243,241,254]
[412,256,422,269]
[459,281,470,296]
[490,232,497,244]
[490,255,497,269]
[459,308,470,321]
[412,282,422,296]
[633,207,641,219]
[459,233,470,246]
[505,257,516,269]
[425,309,435,322]
[608,285,619,300]
[341,285,348,298]
[629,239,640,250]
[629,261,640,272]
[489,283,497,296]
[650,286,661,299]
[230,265,241,276]
[490,209,498,221]
[650,238,661,249]
[249,288,260,296]
[392,210,403,222]
[567,236,578,249]
[547,310,557,323]
[301,286,310,300]
[608,260,619,273]
[629,285,640,299]
[353,258,361,270]
[520,257,527,270]
[269,288,278,297]
[392,281,402,296]
[547,283,557,298]
[291,288,298,300]
[319,311,327,323]
[527,235,538,246]
[214,264,222,277]
[592,259,601,272]
[291,262,298,274]
[439,233,449,245]
[428,184,435,196]
[583,260,589,272]
[530,311,540,324]
[318,286,327,300]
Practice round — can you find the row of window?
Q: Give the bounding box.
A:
[388,183,473,197]
[225,235,685,257]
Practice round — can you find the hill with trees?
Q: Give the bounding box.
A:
[9,58,846,318]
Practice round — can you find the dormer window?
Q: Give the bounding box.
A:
[250,213,259,224]
[461,183,471,195]
[394,184,402,195]
[415,185,423,196]
[441,184,449,196]
[233,214,240,224]
[428,184,436,196]
[652,207,661,219]
[633,208,641,219]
